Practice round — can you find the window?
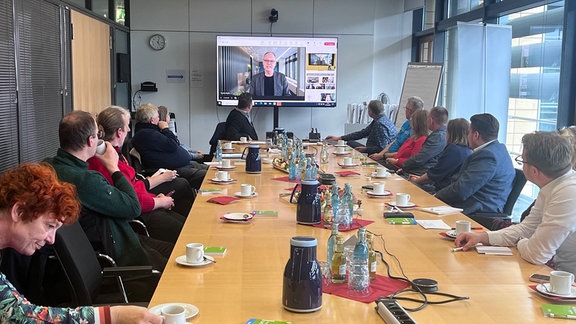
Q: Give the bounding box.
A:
[447,0,484,18]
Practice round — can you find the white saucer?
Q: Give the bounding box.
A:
[338,163,358,168]
[234,192,258,198]
[210,178,235,183]
[223,212,254,221]
[388,201,416,208]
[366,190,392,197]
[333,151,350,156]
[334,144,347,147]
[371,172,391,178]
[149,302,199,319]
[175,255,215,267]
[444,230,457,239]
[216,165,236,170]
[536,283,576,299]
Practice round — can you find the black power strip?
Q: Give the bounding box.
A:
[375,298,417,323]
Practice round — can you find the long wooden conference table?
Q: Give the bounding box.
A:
[149,144,557,323]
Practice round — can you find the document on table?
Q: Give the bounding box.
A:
[416,220,451,230]
[420,206,463,215]
[475,246,513,256]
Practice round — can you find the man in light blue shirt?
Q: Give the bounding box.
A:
[369,96,424,161]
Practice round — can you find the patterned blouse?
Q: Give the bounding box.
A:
[0,272,109,323]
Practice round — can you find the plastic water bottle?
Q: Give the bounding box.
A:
[215,140,223,162]
[327,222,339,264]
[349,227,369,293]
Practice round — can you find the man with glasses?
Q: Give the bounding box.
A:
[249,52,291,97]
[455,131,576,276]
[435,113,515,215]
[369,96,423,161]
[45,111,172,270]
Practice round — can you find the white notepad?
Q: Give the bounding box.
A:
[420,206,463,215]
[416,220,451,230]
[475,246,513,256]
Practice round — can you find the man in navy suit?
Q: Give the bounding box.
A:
[435,113,515,215]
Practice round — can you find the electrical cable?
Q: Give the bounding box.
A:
[368,230,469,312]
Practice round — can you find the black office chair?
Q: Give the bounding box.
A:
[121,139,157,176]
[208,121,227,158]
[469,168,527,230]
[52,221,159,306]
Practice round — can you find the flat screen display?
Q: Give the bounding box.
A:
[217,36,338,107]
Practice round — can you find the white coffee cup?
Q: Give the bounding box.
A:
[376,167,388,177]
[550,270,575,295]
[221,159,231,168]
[161,304,186,324]
[343,157,353,165]
[396,193,411,206]
[455,220,472,235]
[96,140,106,155]
[336,146,345,153]
[223,142,233,150]
[240,136,248,143]
[337,139,345,146]
[373,182,385,194]
[241,184,256,196]
[186,243,204,264]
[217,171,229,181]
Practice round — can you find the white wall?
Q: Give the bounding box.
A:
[130,0,412,151]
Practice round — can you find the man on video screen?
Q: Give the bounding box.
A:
[249,52,291,97]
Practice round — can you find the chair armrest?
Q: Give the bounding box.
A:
[469,213,512,231]
[102,265,155,277]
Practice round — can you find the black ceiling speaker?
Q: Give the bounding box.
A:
[269,8,278,23]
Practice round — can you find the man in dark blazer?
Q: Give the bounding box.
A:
[435,113,515,215]
[224,92,258,141]
[401,106,448,175]
[249,52,291,97]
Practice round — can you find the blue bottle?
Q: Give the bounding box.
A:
[215,140,223,162]
[349,227,369,292]
[342,183,354,228]
[330,184,340,221]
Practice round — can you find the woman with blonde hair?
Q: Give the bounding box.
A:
[409,118,473,192]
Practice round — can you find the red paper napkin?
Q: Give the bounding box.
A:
[335,171,361,177]
[207,196,240,205]
[312,219,374,232]
[322,274,410,303]
[272,176,301,183]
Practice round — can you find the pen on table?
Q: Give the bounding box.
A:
[450,247,464,252]
[451,227,483,230]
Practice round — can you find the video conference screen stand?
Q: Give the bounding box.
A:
[273,106,279,129]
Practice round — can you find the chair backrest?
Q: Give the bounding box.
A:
[209,122,227,155]
[53,221,104,306]
[503,168,527,215]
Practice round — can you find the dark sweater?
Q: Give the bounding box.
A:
[45,149,147,266]
[132,122,192,169]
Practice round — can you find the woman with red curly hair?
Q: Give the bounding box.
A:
[0,163,161,324]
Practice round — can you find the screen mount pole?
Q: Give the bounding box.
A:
[273,105,279,129]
